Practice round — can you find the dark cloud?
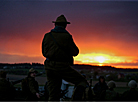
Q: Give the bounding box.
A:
[1,1,138,39]
[65,1,138,43]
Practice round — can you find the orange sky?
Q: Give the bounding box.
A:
[0,1,138,69]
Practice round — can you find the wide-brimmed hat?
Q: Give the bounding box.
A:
[29,68,38,73]
[52,15,70,24]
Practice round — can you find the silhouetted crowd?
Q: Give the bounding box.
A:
[0,69,138,101]
[90,76,138,101]
[72,75,138,101]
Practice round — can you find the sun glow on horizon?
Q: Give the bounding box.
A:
[94,56,107,63]
[74,53,135,67]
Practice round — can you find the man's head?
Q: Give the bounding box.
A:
[52,15,70,28]
[99,76,105,83]
[0,71,7,78]
[128,80,137,89]
[107,80,116,89]
[28,68,38,78]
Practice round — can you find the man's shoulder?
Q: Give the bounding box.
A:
[28,77,37,83]
[27,77,34,80]
[52,31,71,35]
[94,82,100,87]
[96,82,101,85]
[44,32,51,37]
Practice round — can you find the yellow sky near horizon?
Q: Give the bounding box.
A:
[74,52,138,68]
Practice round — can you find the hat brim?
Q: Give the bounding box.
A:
[52,21,70,24]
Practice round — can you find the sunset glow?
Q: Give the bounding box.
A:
[74,53,135,68]
[94,56,107,63]
[1,1,138,69]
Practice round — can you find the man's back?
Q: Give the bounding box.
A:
[42,30,79,62]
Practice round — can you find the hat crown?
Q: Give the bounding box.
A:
[56,15,67,22]
[52,15,70,24]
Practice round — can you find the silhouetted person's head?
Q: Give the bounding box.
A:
[28,68,38,78]
[128,80,137,89]
[52,15,70,29]
[99,76,105,83]
[55,23,67,28]
[0,71,7,78]
[107,80,116,90]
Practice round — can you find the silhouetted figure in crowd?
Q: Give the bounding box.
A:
[42,15,88,101]
[121,80,138,101]
[21,68,40,101]
[93,76,108,100]
[83,76,95,101]
[0,71,15,101]
[100,80,119,101]
[72,74,95,101]
[87,78,95,101]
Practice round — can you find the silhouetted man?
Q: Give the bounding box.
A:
[0,71,15,101]
[121,80,138,101]
[21,68,40,101]
[93,76,108,100]
[42,15,88,101]
[100,80,119,101]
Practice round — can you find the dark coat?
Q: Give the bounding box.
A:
[93,82,108,100]
[22,77,39,101]
[42,26,88,101]
[0,78,15,101]
[42,26,79,67]
[121,89,138,101]
[100,89,120,101]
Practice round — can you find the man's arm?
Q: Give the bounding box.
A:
[42,34,47,57]
[28,78,40,98]
[69,35,79,56]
